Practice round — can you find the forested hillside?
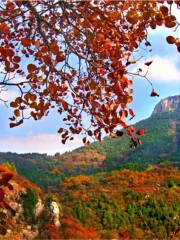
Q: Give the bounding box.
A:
[0,96,180,189]
[57,166,180,239]
[1,162,180,239]
[0,98,180,239]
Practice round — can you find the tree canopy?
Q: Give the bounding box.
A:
[0,0,179,145]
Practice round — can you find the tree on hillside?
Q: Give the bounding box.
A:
[0,0,179,145]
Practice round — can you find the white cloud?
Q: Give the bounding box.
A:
[0,133,83,155]
[147,55,180,83]
[132,55,180,83]
[0,89,19,104]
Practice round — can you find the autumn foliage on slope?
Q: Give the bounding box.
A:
[59,166,180,239]
[0,0,179,145]
[0,165,41,207]
[61,217,99,240]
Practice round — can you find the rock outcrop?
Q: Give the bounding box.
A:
[50,201,61,227]
[34,198,44,218]
[152,95,180,115]
[0,164,63,240]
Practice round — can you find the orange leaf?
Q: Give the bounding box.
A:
[0,23,10,34]
[27,64,36,73]
[50,42,59,54]
[56,54,65,62]
[21,38,31,47]
[165,20,176,28]
[14,109,20,117]
[96,33,105,41]
[10,101,19,108]
[61,100,68,111]
[160,6,169,16]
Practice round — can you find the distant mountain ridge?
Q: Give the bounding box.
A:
[152,95,180,115]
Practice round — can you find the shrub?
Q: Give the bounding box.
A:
[21,188,38,224]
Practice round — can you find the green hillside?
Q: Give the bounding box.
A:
[92,111,180,170]
[0,107,180,188]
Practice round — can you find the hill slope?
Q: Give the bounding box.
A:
[0,163,69,240]
[56,95,180,173]
[59,165,180,239]
[0,95,180,188]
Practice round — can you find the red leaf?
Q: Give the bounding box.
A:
[27,64,36,73]
[129,108,135,120]
[0,173,13,185]
[87,130,93,136]
[13,56,21,63]
[85,141,90,147]
[58,128,64,134]
[0,188,4,202]
[116,130,124,137]
[3,201,16,216]
[166,36,176,44]
[136,129,145,136]
[9,119,23,128]
[150,89,159,97]
[145,61,153,66]
[21,38,31,47]
[6,182,13,190]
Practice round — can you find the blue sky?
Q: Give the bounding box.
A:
[0,10,180,155]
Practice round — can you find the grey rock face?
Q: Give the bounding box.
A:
[152,95,180,115]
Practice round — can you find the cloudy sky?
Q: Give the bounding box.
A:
[0,8,180,155]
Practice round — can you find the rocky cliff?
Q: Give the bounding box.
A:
[0,164,62,240]
[152,95,180,115]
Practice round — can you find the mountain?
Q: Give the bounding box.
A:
[1,96,180,239]
[152,95,180,115]
[51,95,180,173]
[0,95,180,188]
